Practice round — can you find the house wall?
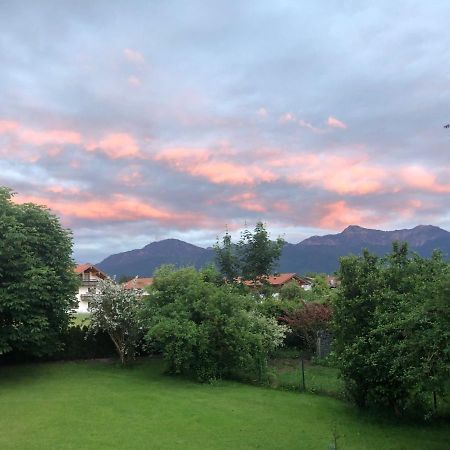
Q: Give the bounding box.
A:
[76,272,104,313]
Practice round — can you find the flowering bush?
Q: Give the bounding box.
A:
[89,278,143,364]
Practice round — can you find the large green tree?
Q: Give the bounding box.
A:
[333,242,450,416]
[214,221,285,283]
[0,187,78,357]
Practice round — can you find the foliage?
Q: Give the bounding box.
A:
[0,187,78,357]
[88,278,143,364]
[280,275,337,304]
[214,221,285,284]
[141,266,287,381]
[280,302,333,352]
[59,324,116,360]
[333,242,450,416]
[256,295,300,319]
[280,280,304,300]
[213,228,239,282]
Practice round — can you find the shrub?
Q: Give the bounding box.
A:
[89,278,143,364]
[141,266,287,382]
[280,281,304,301]
[333,243,450,416]
[279,302,333,352]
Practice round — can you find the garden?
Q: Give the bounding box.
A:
[1,189,449,449]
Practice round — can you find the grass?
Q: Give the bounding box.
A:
[269,357,344,397]
[1,359,449,449]
[70,312,91,326]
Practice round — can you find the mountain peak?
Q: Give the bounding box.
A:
[342,225,368,233]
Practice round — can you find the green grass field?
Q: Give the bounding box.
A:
[0,359,449,449]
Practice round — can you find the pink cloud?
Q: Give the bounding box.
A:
[400,166,450,193]
[394,198,424,219]
[14,193,183,223]
[0,120,19,133]
[18,128,82,146]
[279,112,296,123]
[123,48,145,64]
[268,153,386,195]
[0,120,82,163]
[13,193,226,231]
[327,116,347,129]
[319,200,378,229]
[228,192,267,212]
[155,147,276,185]
[86,133,141,159]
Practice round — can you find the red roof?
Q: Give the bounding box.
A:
[124,277,154,290]
[242,273,310,287]
[74,263,108,279]
[267,273,298,286]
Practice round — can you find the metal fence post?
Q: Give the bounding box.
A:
[300,356,306,391]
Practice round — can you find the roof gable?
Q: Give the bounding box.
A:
[74,263,108,279]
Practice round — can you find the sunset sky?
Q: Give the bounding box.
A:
[1,1,450,263]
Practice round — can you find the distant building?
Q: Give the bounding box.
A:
[74,263,109,312]
[325,275,339,288]
[123,277,154,295]
[242,273,313,291]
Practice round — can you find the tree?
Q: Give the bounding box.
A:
[213,228,239,282]
[141,266,287,381]
[214,222,285,284]
[333,243,450,415]
[118,274,134,284]
[279,302,332,352]
[280,280,304,301]
[0,187,78,357]
[88,278,143,364]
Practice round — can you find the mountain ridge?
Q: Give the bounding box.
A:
[96,225,450,277]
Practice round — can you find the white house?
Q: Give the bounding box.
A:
[74,263,109,312]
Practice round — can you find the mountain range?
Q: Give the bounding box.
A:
[96,225,450,278]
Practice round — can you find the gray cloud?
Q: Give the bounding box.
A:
[1,1,449,262]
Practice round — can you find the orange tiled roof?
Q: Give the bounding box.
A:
[74,263,108,279]
[124,277,154,289]
[266,273,298,286]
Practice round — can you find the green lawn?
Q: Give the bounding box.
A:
[269,357,344,397]
[70,312,91,326]
[0,359,448,450]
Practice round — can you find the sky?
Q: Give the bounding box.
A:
[1,1,449,263]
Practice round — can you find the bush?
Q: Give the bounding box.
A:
[141,266,287,382]
[333,243,450,417]
[0,325,117,363]
[59,325,116,360]
[280,281,304,300]
[279,302,333,352]
[89,278,144,364]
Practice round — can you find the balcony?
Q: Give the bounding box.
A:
[80,294,93,303]
[81,279,98,287]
